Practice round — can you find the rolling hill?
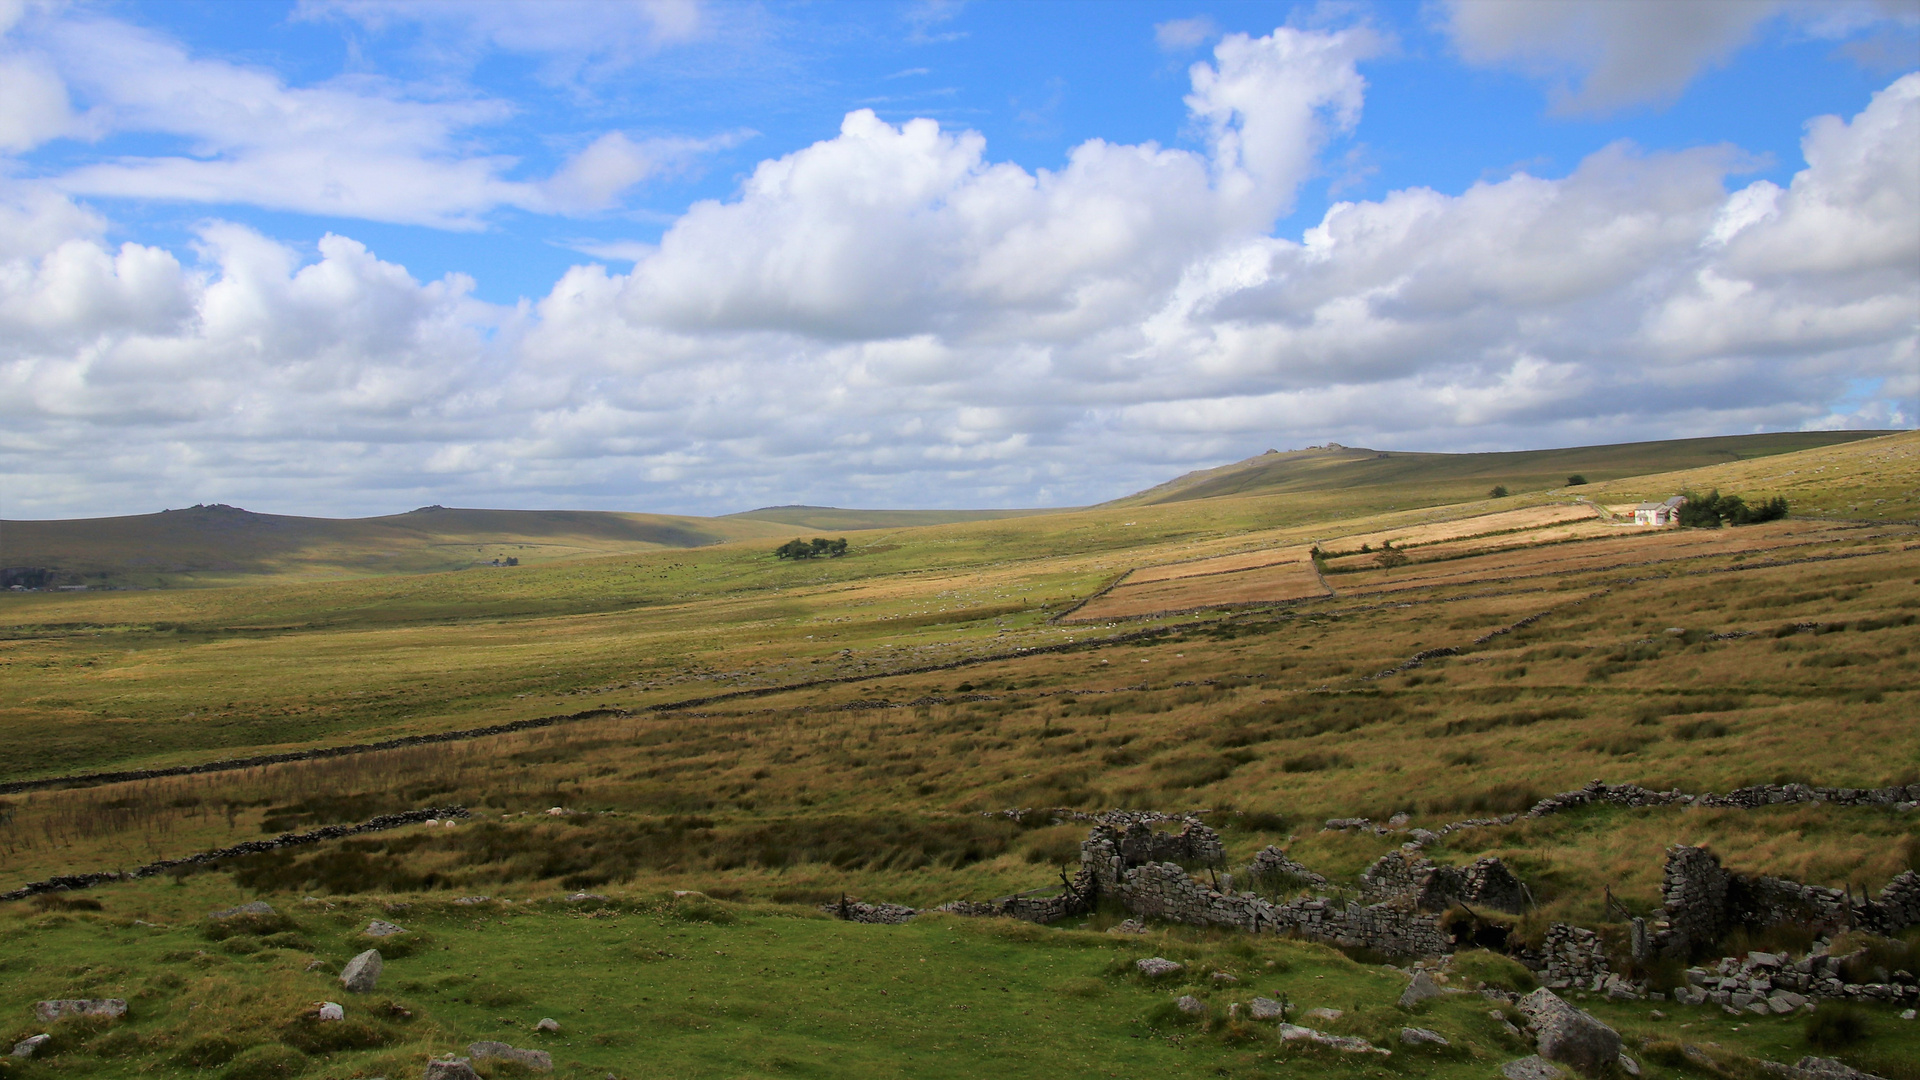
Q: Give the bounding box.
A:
[0,503,808,588]
[725,505,1065,530]
[1107,430,1895,508]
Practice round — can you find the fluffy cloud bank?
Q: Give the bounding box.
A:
[1,23,1915,518]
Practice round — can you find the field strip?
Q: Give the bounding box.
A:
[4,536,1904,799]
[0,806,469,901]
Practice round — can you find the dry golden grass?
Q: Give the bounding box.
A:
[1066,559,1327,622]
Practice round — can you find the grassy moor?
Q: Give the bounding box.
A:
[3,430,1919,1080]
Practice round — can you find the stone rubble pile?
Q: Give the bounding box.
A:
[1673,948,1918,1008]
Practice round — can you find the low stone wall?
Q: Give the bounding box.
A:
[1537,923,1611,991]
[0,807,469,902]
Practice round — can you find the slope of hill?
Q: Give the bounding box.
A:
[0,503,807,588]
[726,505,1064,530]
[1108,430,1895,508]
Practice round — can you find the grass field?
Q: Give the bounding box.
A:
[2,429,1917,1078]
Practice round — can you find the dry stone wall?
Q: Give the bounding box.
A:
[1359,850,1526,914]
[1653,845,1920,959]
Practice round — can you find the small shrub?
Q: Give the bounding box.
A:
[1673,719,1730,741]
[221,1043,307,1080]
[1489,486,1509,498]
[173,1034,252,1069]
[1565,475,1586,486]
[1805,1003,1870,1049]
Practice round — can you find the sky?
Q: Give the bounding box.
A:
[2,0,1916,520]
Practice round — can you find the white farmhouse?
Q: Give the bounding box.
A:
[1633,495,1688,526]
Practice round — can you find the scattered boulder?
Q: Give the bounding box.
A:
[455,896,491,905]
[317,1002,344,1021]
[1619,1053,1642,1077]
[1903,1008,1917,1020]
[10,1035,50,1059]
[469,1041,554,1072]
[1501,1056,1568,1080]
[305,960,330,972]
[565,891,607,903]
[1305,1007,1344,1023]
[1399,970,1442,1009]
[1768,1057,1893,1080]
[1106,919,1148,935]
[1277,1023,1390,1055]
[363,919,407,937]
[1518,988,1622,1078]
[340,949,383,993]
[423,1056,481,1080]
[1136,957,1183,978]
[1211,971,1238,983]
[1174,995,1206,1016]
[1248,997,1284,1020]
[209,900,276,920]
[1400,1027,1449,1047]
[535,1017,560,1033]
[35,999,127,1023]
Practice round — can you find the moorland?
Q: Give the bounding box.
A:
[1,428,1916,1080]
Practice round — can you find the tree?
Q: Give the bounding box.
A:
[1489,485,1509,498]
[775,537,850,559]
[1676,490,1788,528]
[1566,474,1587,486]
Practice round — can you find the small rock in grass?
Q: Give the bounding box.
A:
[468,1041,554,1072]
[1500,1056,1567,1080]
[341,949,383,993]
[305,960,329,972]
[455,896,491,905]
[535,1018,560,1033]
[1617,1053,1641,1077]
[1399,970,1442,1009]
[546,807,569,816]
[1306,1007,1343,1023]
[1400,1027,1448,1047]
[317,1002,344,1021]
[1277,1024,1390,1055]
[1211,971,1238,983]
[1175,995,1206,1016]
[35,999,127,1023]
[566,891,607,903]
[209,900,276,920]
[11,1035,51,1059]
[1648,1009,1666,1020]
[363,919,408,937]
[1248,998,1284,1021]
[1135,957,1183,978]
[423,1056,481,1080]
[1902,1008,1917,1020]
[1106,919,1148,935]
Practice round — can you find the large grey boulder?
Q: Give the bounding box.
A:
[340,949,383,993]
[1518,987,1622,1077]
[1398,970,1442,1009]
[1771,1057,1893,1080]
[11,1035,51,1059]
[1136,957,1183,978]
[1248,997,1284,1020]
[363,919,407,937]
[468,1041,554,1072]
[423,1057,481,1080]
[35,999,127,1023]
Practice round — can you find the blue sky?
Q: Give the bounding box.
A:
[2,0,1916,517]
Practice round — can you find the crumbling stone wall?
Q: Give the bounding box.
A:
[1654,846,1919,959]
[1359,850,1525,914]
[1538,923,1611,991]
[1115,860,1452,957]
